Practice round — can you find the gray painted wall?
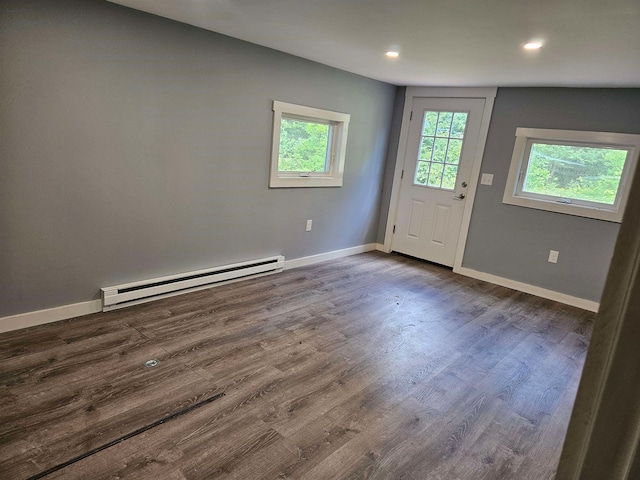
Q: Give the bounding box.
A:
[463,88,640,302]
[0,0,397,317]
[377,87,406,243]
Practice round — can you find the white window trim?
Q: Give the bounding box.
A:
[269,101,350,188]
[503,127,640,223]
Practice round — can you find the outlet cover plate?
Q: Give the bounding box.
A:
[481,173,494,186]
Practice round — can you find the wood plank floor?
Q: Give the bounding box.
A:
[0,252,595,479]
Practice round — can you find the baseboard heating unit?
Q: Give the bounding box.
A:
[101,255,285,311]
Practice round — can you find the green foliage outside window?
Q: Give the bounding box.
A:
[415,110,468,189]
[524,143,627,205]
[278,118,330,172]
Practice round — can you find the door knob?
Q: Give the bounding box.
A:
[452,193,466,200]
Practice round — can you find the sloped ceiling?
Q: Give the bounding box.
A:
[107,0,640,87]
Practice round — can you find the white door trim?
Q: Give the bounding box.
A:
[383,86,497,272]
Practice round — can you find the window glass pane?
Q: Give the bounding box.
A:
[414,110,468,190]
[442,165,458,190]
[415,161,430,185]
[450,113,468,138]
[428,162,444,187]
[432,138,448,163]
[446,139,462,165]
[436,112,453,137]
[523,143,628,205]
[278,117,330,172]
[422,111,438,136]
[419,137,434,161]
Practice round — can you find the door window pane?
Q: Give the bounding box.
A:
[428,162,444,188]
[451,113,468,138]
[422,111,438,136]
[433,138,448,163]
[416,161,430,185]
[443,165,458,190]
[446,139,462,164]
[436,112,453,136]
[419,137,435,161]
[414,110,468,190]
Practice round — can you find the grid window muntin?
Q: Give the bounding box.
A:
[414,110,469,190]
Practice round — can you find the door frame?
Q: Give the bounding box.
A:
[382,87,497,271]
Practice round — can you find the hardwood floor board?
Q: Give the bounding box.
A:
[262,359,387,438]
[1,362,215,478]
[469,412,539,480]
[331,300,404,343]
[51,310,141,344]
[555,330,590,363]
[569,308,596,337]
[513,382,580,480]
[43,402,288,480]
[445,323,530,386]
[258,356,363,433]
[179,427,286,479]
[129,272,337,341]
[150,299,336,361]
[0,327,69,360]
[130,306,222,342]
[331,374,433,431]
[370,390,505,480]
[0,328,153,389]
[510,344,582,428]
[0,252,593,479]
[411,369,475,413]
[434,388,549,479]
[42,366,290,479]
[302,396,440,480]
[158,324,273,365]
[475,333,552,404]
[272,406,364,479]
[278,315,351,354]
[429,297,507,336]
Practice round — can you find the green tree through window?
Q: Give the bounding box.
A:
[503,127,640,222]
[524,143,627,205]
[278,118,330,172]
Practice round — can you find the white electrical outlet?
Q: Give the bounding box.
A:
[306,219,312,231]
[480,173,494,186]
[548,250,559,263]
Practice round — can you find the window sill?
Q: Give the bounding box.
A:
[503,195,623,223]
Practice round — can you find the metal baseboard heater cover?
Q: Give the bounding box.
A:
[101,255,285,311]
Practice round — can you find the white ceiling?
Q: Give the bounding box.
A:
[107,0,640,87]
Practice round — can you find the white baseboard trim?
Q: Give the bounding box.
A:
[284,243,378,270]
[454,266,600,312]
[375,243,387,252]
[0,300,103,334]
[0,244,382,334]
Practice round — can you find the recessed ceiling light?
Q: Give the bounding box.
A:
[524,41,543,50]
[385,50,400,58]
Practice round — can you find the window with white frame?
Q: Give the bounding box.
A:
[503,128,640,222]
[269,101,350,188]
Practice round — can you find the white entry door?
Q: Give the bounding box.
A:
[392,97,486,267]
